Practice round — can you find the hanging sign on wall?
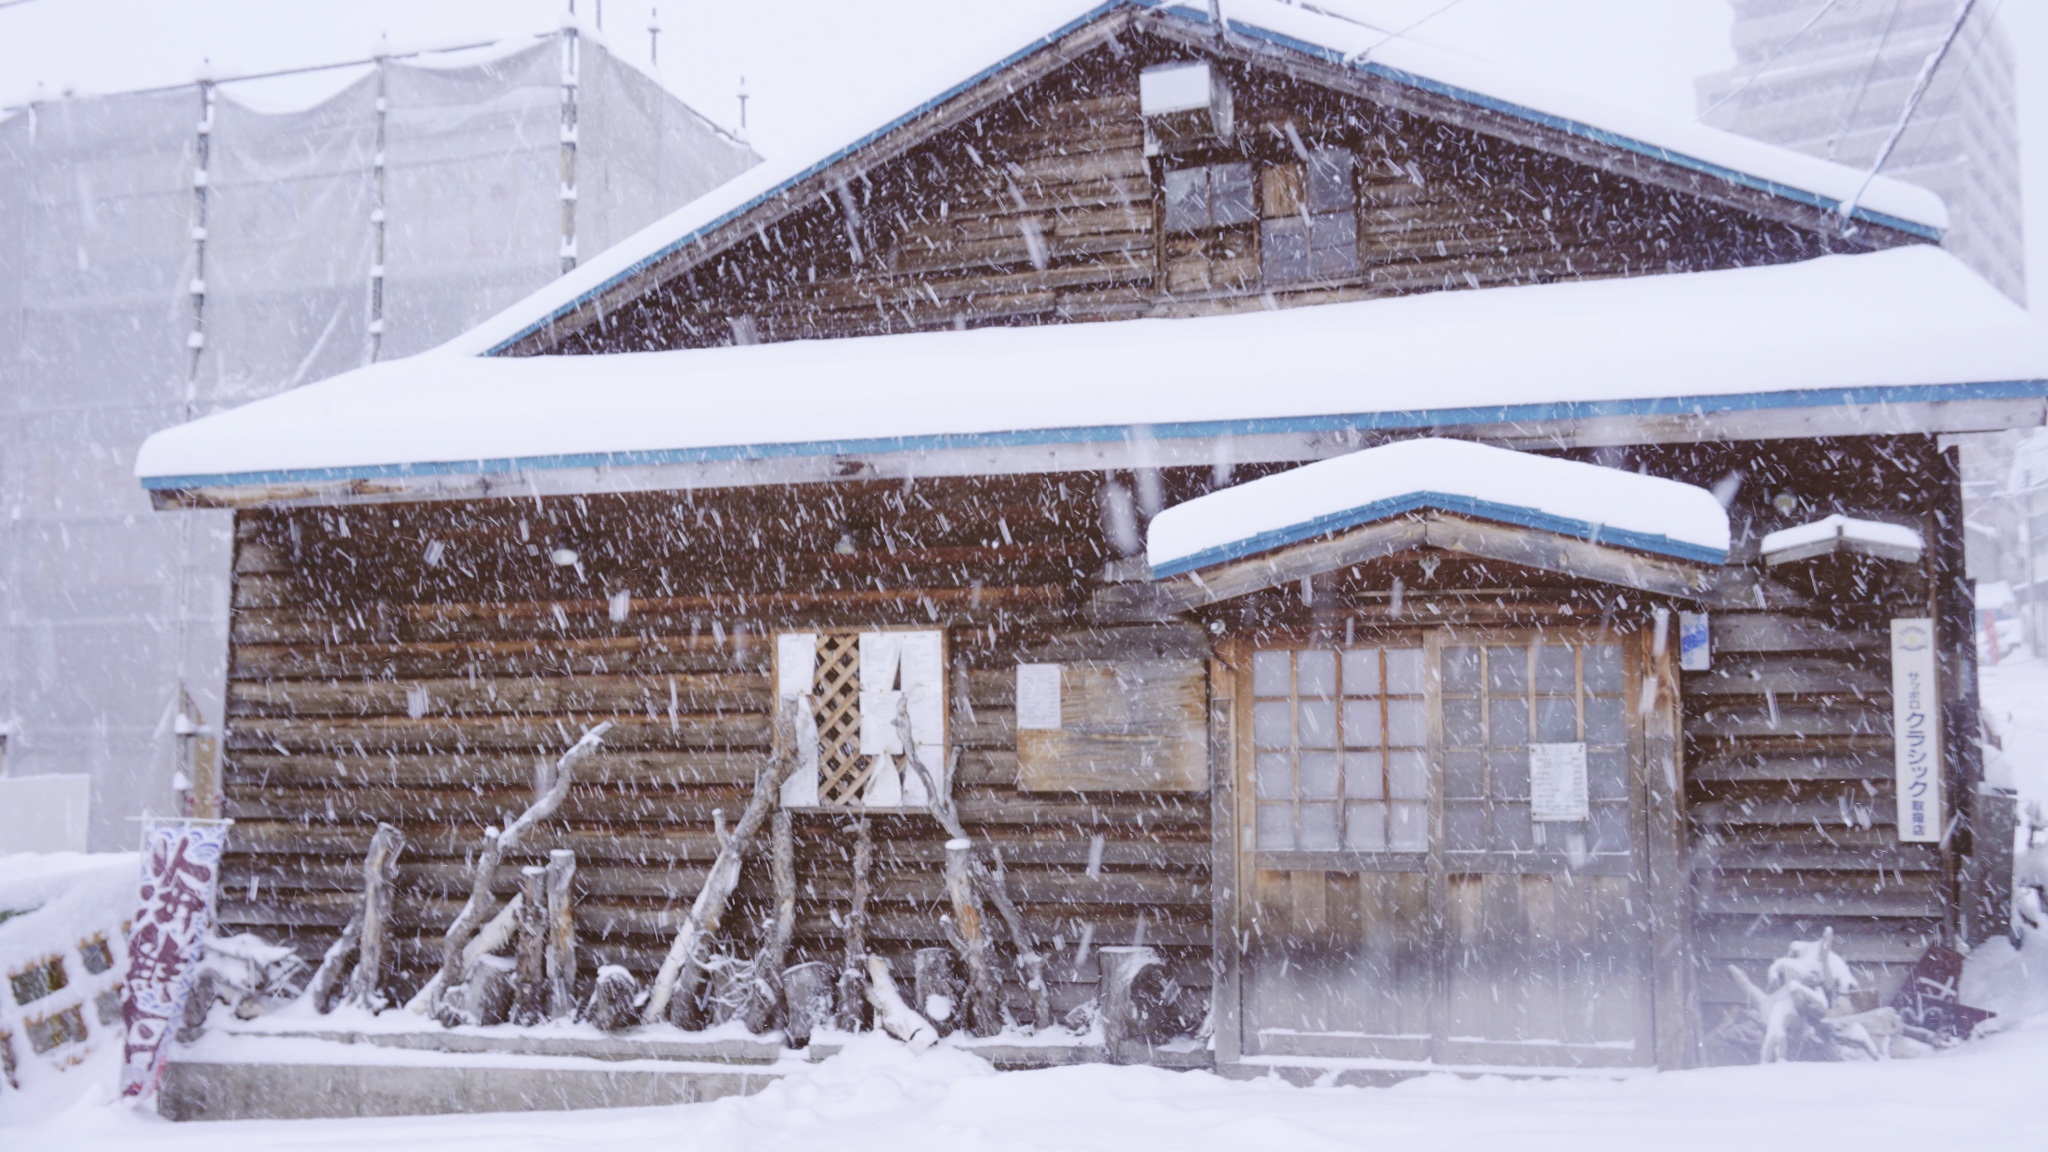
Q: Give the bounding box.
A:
[1890,618,1943,843]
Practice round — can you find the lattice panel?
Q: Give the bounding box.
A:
[813,632,872,807]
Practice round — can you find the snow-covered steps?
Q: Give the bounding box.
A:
[158,1021,1210,1120]
[159,1028,794,1121]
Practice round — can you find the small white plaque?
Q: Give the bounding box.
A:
[1529,742,1589,823]
[1016,664,1063,731]
[1890,618,1943,843]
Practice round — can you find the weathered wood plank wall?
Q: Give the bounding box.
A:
[217,474,1221,1019]
[534,34,1884,358]
[1640,437,1963,1064]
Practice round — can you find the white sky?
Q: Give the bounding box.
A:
[0,0,2041,313]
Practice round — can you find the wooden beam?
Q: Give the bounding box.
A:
[1207,653,1242,1066]
[340,821,404,1011]
[1642,612,1695,1069]
[544,849,578,1020]
[944,837,1005,1038]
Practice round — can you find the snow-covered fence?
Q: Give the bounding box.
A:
[0,856,134,1101]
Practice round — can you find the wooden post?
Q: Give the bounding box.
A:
[643,702,799,1025]
[1208,652,1241,1064]
[898,702,1051,1029]
[545,849,577,1019]
[304,912,363,1014]
[745,809,796,1034]
[782,960,835,1047]
[837,817,872,1030]
[1099,945,1160,1063]
[1643,612,1694,1069]
[342,822,405,1011]
[512,865,549,1025]
[912,946,962,1035]
[944,837,1002,1036]
[582,964,640,1032]
[408,722,610,1015]
[863,955,937,1049]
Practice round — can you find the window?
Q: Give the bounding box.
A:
[776,630,947,810]
[1260,146,1360,284]
[1253,647,1427,852]
[1442,642,1628,857]
[1163,162,1256,232]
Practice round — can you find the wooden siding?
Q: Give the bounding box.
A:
[1640,438,1965,1065]
[215,436,1969,1065]
[217,475,1219,1017]
[526,32,1894,358]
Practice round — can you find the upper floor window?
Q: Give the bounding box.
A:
[1260,146,1360,284]
[1163,162,1256,233]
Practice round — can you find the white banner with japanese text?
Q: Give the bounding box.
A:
[119,818,231,1097]
[1890,618,1942,843]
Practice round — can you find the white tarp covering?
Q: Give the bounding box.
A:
[1144,437,1731,576]
[1,35,755,848]
[136,247,2048,489]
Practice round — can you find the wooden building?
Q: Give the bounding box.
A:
[136,0,2046,1074]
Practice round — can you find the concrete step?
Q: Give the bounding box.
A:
[160,1033,789,1121]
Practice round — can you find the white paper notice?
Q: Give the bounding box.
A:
[776,633,816,698]
[1016,664,1063,731]
[1891,618,1943,843]
[1529,742,1589,823]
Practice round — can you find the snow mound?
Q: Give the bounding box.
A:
[0,853,137,1126]
[1146,437,1729,576]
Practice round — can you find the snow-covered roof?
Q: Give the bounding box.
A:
[1760,514,1924,565]
[1146,438,1730,575]
[439,0,1948,360]
[134,247,2048,494]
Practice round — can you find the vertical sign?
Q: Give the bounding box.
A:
[1678,612,1711,672]
[120,818,231,1097]
[1890,618,1942,843]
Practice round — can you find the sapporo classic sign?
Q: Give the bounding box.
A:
[1890,618,1942,843]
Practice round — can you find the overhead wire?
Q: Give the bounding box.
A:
[1829,0,1911,160]
[1841,0,1983,223]
[1349,0,1476,65]
[1696,0,1848,122]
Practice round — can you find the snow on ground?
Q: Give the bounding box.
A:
[5,1023,2048,1152]
[1981,650,2048,807]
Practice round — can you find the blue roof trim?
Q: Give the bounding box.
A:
[1148,489,1727,578]
[141,379,2048,493]
[478,0,1938,357]
[481,0,1147,357]
[1208,15,1940,241]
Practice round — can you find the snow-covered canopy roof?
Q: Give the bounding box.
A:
[135,247,2048,498]
[439,0,1948,360]
[1759,514,1924,566]
[1147,438,1730,576]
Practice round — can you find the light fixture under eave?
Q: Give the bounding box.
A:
[549,546,581,567]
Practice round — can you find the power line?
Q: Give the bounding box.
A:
[1347,0,1475,66]
[1842,0,1981,224]
[1696,0,1847,122]
[1829,0,1911,160]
